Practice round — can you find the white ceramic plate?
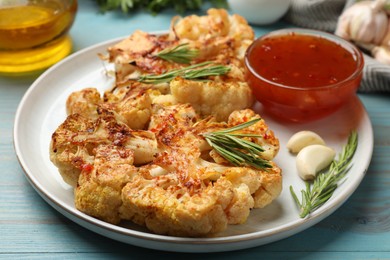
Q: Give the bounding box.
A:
[14,36,373,253]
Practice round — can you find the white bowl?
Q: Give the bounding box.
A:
[228,0,290,25]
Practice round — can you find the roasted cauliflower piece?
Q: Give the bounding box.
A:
[50,109,158,187]
[106,8,255,122]
[51,101,282,236]
[173,8,254,61]
[66,88,102,118]
[50,9,284,237]
[108,9,254,84]
[120,174,234,237]
[104,85,153,130]
[227,109,280,160]
[67,86,153,130]
[170,77,254,121]
[118,105,281,237]
[75,144,137,224]
[50,114,96,187]
[119,146,281,237]
[108,30,180,84]
[252,162,282,208]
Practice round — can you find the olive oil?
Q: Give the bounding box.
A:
[0,0,77,74]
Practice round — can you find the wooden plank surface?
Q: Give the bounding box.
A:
[1,1,389,259]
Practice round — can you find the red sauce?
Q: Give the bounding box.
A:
[245,31,363,122]
[248,33,357,88]
[81,163,93,173]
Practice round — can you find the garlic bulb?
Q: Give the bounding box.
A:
[335,0,388,45]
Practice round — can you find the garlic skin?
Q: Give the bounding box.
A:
[372,45,390,64]
[296,145,336,181]
[335,0,388,45]
[379,18,390,47]
[286,131,325,154]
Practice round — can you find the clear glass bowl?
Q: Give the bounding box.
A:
[245,28,364,123]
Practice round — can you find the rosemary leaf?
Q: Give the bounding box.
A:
[216,118,261,133]
[137,61,230,84]
[290,131,358,218]
[201,119,272,170]
[156,43,199,64]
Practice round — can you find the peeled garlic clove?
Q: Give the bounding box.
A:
[296,145,336,181]
[287,131,325,154]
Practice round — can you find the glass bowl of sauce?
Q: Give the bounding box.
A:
[245,28,364,122]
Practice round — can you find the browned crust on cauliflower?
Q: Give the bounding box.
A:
[50,9,283,237]
[106,8,255,122]
[50,102,282,236]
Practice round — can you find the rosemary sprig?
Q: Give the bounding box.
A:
[201,119,272,170]
[290,131,358,218]
[156,43,199,64]
[137,61,230,84]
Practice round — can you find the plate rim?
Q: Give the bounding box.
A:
[13,33,374,253]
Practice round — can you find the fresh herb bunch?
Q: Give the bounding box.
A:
[202,118,272,170]
[290,131,358,218]
[136,61,230,84]
[94,0,227,14]
[156,43,199,64]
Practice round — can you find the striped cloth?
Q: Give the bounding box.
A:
[284,0,390,92]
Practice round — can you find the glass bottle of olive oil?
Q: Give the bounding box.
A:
[0,0,77,75]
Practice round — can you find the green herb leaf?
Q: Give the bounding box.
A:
[136,61,230,84]
[156,43,199,64]
[201,118,272,170]
[290,131,358,218]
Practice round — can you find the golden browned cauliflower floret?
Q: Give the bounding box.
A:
[148,103,198,132]
[75,144,137,224]
[50,109,158,187]
[107,30,180,84]
[170,77,254,121]
[66,86,152,130]
[120,174,235,237]
[173,8,254,61]
[103,84,153,130]
[227,109,280,160]
[66,88,102,118]
[252,162,282,208]
[50,114,96,187]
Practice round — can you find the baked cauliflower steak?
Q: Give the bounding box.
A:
[49,9,283,237]
[106,8,255,122]
[51,102,281,237]
[119,105,281,236]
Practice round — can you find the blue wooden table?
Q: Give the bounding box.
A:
[1,2,389,259]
